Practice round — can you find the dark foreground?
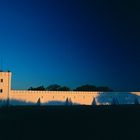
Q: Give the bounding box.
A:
[0,105,140,140]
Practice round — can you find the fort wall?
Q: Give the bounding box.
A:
[0,71,140,105]
[10,90,99,105]
[0,71,99,105]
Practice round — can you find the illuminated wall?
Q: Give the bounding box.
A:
[0,71,98,105]
[0,71,139,105]
[10,90,99,105]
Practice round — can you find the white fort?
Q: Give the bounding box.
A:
[0,71,139,105]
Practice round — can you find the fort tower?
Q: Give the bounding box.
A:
[0,71,12,100]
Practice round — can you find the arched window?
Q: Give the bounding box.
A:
[0,89,3,93]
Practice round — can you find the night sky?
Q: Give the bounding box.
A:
[0,0,140,91]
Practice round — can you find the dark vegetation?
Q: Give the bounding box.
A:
[0,105,140,140]
[28,84,113,91]
[74,84,113,91]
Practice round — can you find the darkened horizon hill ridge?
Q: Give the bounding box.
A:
[0,0,140,91]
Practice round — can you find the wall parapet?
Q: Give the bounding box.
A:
[11,90,140,94]
[11,90,99,94]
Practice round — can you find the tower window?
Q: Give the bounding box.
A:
[0,89,3,93]
[0,79,3,82]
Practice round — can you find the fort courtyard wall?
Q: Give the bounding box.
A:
[0,71,99,105]
[0,71,140,105]
[10,90,99,105]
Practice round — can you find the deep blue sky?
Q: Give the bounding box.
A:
[0,0,140,91]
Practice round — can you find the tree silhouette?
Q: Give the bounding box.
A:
[46,84,70,91]
[28,86,45,91]
[58,86,70,91]
[92,97,97,106]
[28,84,113,91]
[36,98,41,106]
[28,87,33,90]
[65,98,73,105]
[46,84,61,91]
[74,84,113,91]
[97,86,113,92]
[74,84,97,91]
[112,98,119,105]
[134,97,139,105]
